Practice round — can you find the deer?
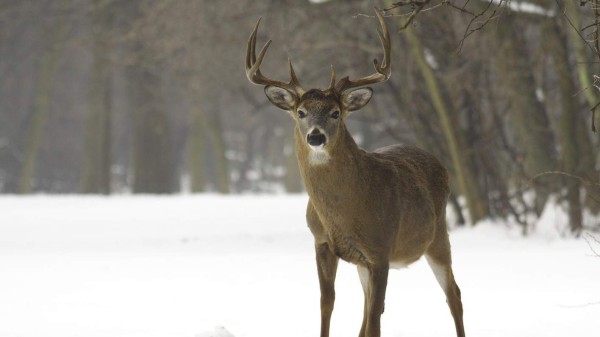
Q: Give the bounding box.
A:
[245,7,465,337]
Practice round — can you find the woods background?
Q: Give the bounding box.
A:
[0,0,599,233]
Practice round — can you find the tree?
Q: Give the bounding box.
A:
[18,0,70,193]
[81,0,114,194]
[493,10,558,214]
[122,0,175,194]
[404,27,488,223]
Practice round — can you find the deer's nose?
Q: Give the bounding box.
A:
[307,129,327,147]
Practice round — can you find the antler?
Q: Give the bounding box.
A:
[332,7,391,93]
[245,18,304,95]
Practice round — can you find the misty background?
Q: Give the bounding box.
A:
[1,0,599,234]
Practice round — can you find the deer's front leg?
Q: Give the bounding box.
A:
[361,263,389,337]
[315,243,339,337]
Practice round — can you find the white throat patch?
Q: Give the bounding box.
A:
[308,146,330,165]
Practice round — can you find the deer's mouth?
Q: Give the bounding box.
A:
[306,128,327,148]
[307,133,327,147]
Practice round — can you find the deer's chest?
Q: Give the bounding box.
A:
[305,172,395,265]
[315,205,390,266]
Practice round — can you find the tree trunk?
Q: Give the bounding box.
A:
[205,109,231,194]
[564,0,600,213]
[119,0,175,194]
[494,12,558,213]
[81,0,112,194]
[544,18,591,234]
[564,1,598,109]
[128,67,173,194]
[387,79,467,225]
[187,99,230,194]
[404,28,488,224]
[188,105,207,193]
[18,1,69,193]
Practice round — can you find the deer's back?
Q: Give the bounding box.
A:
[373,144,449,210]
[368,144,450,263]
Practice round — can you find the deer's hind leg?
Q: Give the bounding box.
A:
[425,228,465,337]
[356,263,388,337]
[357,265,369,337]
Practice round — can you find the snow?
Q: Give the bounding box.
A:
[0,195,598,337]
[489,0,555,17]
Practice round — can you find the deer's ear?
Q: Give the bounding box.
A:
[265,86,297,111]
[342,87,373,112]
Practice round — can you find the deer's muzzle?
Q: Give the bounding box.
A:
[307,129,327,147]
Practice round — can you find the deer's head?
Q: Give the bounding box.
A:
[245,8,391,159]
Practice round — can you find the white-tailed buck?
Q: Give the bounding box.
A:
[245,8,465,337]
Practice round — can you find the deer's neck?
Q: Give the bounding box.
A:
[295,125,364,201]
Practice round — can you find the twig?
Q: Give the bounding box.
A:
[400,3,428,30]
[555,0,600,59]
[558,0,600,132]
[584,232,600,258]
[444,0,476,16]
[529,173,600,238]
[530,171,600,205]
[381,0,431,30]
[383,0,431,12]
[530,171,600,187]
[457,0,505,54]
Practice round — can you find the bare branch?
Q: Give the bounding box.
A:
[383,0,431,12]
[380,1,506,51]
[555,0,600,132]
[555,0,600,60]
[457,0,506,54]
[383,0,431,30]
[530,171,600,206]
[583,233,600,261]
[444,0,476,16]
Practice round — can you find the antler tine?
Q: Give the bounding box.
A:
[335,7,391,93]
[374,10,391,74]
[246,18,260,72]
[288,59,302,89]
[245,18,274,83]
[328,65,336,90]
[245,18,303,93]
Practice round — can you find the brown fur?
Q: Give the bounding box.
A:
[298,123,446,266]
[293,111,465,337]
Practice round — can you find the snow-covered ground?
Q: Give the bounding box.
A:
[0,195,598,337]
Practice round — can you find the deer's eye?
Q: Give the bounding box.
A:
[331,111,340,119]
[298,110,307,119]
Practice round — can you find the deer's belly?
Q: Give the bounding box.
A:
[329,235,370,265]
[324,220,433,268]
[325,226,385,266]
